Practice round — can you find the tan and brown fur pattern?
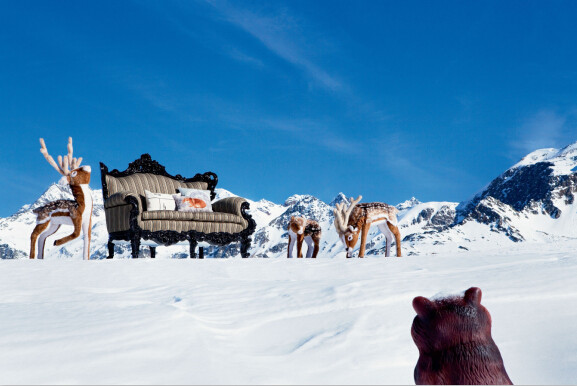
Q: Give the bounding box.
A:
[288,216,322,258]
[30,137,93,260]
[33,200,78,224]
[334,196,401,258]
[348,203,402,258]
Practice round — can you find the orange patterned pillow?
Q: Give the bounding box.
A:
[173,192,212,212]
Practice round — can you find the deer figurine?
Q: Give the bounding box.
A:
[287,216,322,258]
[333,195,402,258]
[30,137,93,260]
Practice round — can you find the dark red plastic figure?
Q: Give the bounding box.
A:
[411,287,513,385]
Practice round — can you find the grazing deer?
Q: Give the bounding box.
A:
[30,137,93,260]
[287,216,322,258]
[333,195,401,258]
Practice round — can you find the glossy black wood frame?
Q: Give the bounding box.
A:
[100,154,256,259]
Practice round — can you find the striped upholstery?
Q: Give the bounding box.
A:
[105,204,135,233]
[105,173,207,198]
[103,172,250,236]
[104,192,142,209]
[104,191,145,233]
[141,210,247,226]
[212,197,248,218]
[141,220,244,234]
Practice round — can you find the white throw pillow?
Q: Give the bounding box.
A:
[145,190,176,211]
[175,188,213,212]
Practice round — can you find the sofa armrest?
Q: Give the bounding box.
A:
[103,192,144,233]
[212,197,249,217]
[104,191,142,210]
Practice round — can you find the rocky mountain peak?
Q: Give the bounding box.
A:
[284,194,318,207]
[452,143,577,243]
[329,192,348,207]
[396,197,421,211]
[458,155,577,222]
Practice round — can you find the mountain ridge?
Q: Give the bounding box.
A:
[2,142,577,259]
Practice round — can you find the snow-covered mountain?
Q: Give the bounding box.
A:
[455,143,577,242]
[1,142,577,259]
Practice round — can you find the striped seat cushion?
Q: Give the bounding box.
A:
[141,210,246,225]
[140,220,245,234]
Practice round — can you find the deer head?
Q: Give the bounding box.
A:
[289,216,307,235]
[333,195,362,257]
[39,137,91,185]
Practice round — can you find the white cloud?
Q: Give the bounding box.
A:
[260,118,361,154]
[226,47,264,68]
[512,110,569,153]
[207,1,341,91]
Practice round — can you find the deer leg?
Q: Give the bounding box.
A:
[311,233,321,258]
[304,236,314,258]
[38,223,61,259]
[385,231,392,257]
[359,223,370,258]
[54,217,82,246]
[387,222,402,257]
[377,223,393,257]
[297,234,304,258]
[30,222,49,259]
[81,216,92,260]
[288,234,296,258]
[54,229,81,246]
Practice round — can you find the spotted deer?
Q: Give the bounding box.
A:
[333,195,401,258]
[287,216,322,258]
[30,137,93,260]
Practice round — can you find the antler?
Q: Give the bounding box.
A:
[39,137,82,176]
[333,195,362,235]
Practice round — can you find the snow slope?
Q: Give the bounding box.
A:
[2,143,577,384]
[0,241,576,384]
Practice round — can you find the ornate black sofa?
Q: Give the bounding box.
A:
[100,154,256,258]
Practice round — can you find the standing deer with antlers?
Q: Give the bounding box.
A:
[30,137,93,260]
[334,195,402,258]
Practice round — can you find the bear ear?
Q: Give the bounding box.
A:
[464,287,482,305]
[413,296,434,317]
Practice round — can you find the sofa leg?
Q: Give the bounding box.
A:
[107,240,114,259]
[199,247,204,259]
[240,236,251,258]
[189,239,197,258]
[150,246,156,259]
[131,237,140,259]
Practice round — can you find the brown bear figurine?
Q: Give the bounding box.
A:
[411,287,513,385]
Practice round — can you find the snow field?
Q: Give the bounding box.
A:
[1,242,577,384]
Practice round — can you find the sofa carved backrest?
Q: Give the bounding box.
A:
[101,154,217,200]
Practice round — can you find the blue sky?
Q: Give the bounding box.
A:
[1,1,577,217]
